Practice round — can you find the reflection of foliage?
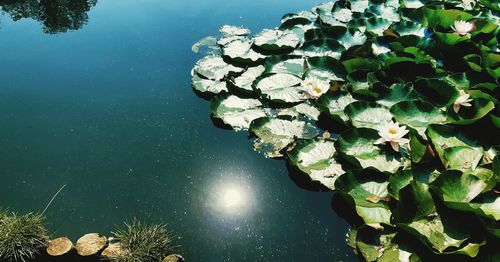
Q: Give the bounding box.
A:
[192,0,499,260]
[0,0,97,33]
[110,218,174,262]
[0,210,50,262]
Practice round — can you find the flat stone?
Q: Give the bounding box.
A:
[75,233,107,256]
[163,254,185,262]
[101,243,127,258]
[47,237,73,256]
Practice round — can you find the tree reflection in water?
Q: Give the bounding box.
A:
[0,0,97,33]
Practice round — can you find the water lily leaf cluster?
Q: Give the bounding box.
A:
[192,0,499,260]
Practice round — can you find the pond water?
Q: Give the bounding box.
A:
[0,0,356,261]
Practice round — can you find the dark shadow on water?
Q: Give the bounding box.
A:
[330,192,364,227]
[0,0,97,33]
[210,114,233,131]
[285,161,331,192]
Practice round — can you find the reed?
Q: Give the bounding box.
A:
[0,210,49,262]
[109,218,173,262]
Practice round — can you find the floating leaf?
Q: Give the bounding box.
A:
[335,170,392,228]
[264,55,305,77]
[426,125,484,169]
[391,100,448,136]
[219,25,251,37]
[337,128,404,173]
[222,39,266,65]
[210,94,267,131]
[396,181,483,256]
[431,170,491,203]
[287,139,345,190]
[345,102,393,129]
[193,56,243,81]
[229,65,265,94]
[249,116,319,158]
[317,92,357,122]
[377,84,418,108]
[253,73,306,103]
[192,75,227,95]
[254,29,300,53]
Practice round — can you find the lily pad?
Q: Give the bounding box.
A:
[287,139,345,190]
[249,116,319,158]
[210,93,267,131]
[192,75,227,95]
[229,65,265,94]
[254,29,300,53]
[222,39,266,65]
[426,125,484,169]
[253,73,306,103]
[391,100,448,136]
[317,92,357,123]
[336,128,404,173]
[335,170,392,228]
[345,102,393,129]
[264,55,305,77]
[193,56,243,81]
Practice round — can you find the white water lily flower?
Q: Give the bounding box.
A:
[374,121,410,152]
[302,76,330,99]
[451,20,474,35]
[453,89,473,113]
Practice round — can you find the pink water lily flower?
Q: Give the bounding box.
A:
[374,121,410,152]
[451,20,474,35]
[453,89,473,113]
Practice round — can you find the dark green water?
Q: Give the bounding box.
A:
[0,1,356,261]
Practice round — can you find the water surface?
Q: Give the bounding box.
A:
[0,1,356,261]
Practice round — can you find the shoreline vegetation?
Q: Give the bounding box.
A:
[0,210,184,262]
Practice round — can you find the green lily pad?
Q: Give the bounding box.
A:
[254,29,300,53]
[423,8,475,30]
[391,100,448,136]
[298,38,345,59]
[287,139,345,190]
[219,25,251,37]
[414,79,459,108]
[277,102,321,121]
[443,146,484,170]
[335,170,392,228]
[222,39,266,65]
[426,125,484,169]
[396,181,482,256]
[253,73,306,103]
[388,170,414,201]
[264,55,305,77]
[210,93,267,131]
[249,116,319,158]
[355,227,421,262]
[305,56,346,81]
[317,92,357,122]
[338,30,368,49]
[377,84,418,108]
[337,128,405,173]
[345,102,393,129]
[229,65,265,94]
[193,56,243,81]
[446,195,500,221]
[431,170,490,203]
[192,75,227,95]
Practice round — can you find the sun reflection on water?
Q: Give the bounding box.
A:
[206,174,257,220]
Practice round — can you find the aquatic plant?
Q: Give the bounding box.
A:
[192,0,499,260]
[0,211,50,262]
[110,219,173,262]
